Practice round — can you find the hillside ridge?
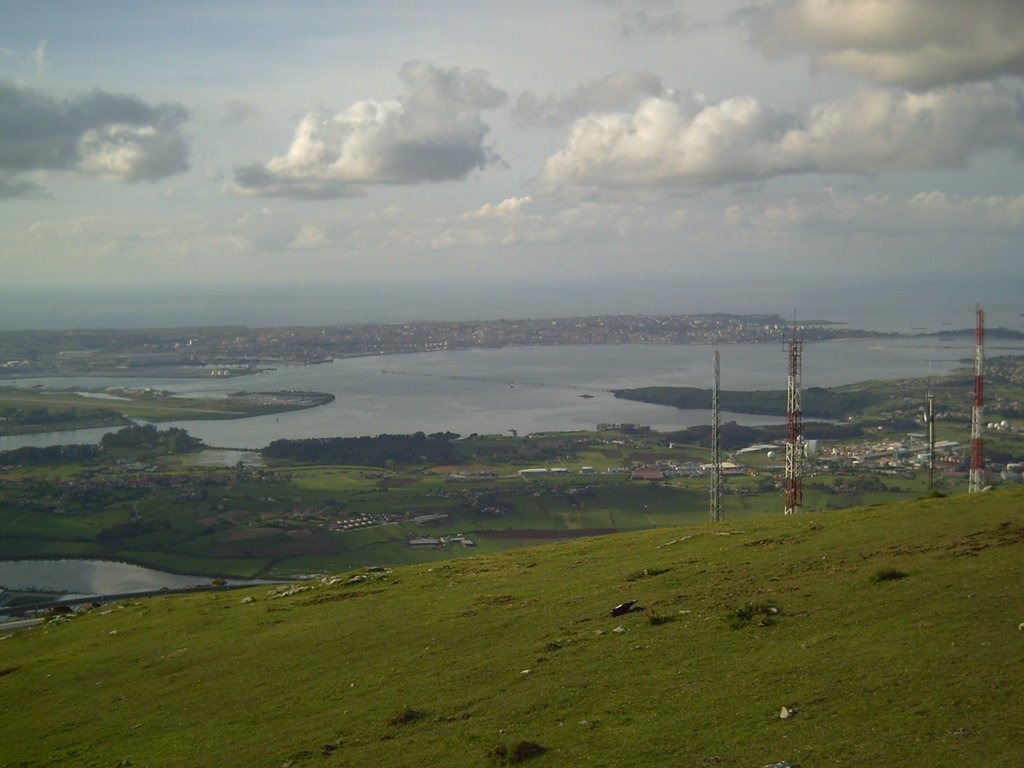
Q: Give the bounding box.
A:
[3,489,1023,767]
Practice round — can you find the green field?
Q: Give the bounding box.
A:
[0,446,953,578]
[2,489,1022,766]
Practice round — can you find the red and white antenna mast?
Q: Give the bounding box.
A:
[710,347,723,522]
[784,319,803,515]
[969,306,985,493]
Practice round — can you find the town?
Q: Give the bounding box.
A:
[0,313,885,377]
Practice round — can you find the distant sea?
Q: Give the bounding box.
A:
[0,277,1020,334]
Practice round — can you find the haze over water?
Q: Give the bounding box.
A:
[1,278,1020,334]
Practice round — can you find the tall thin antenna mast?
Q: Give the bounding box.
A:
[784,317,803,515]
[925,391,936,493]
[969,306,985,493]
[710,347,723,522]
[925,347,936,493]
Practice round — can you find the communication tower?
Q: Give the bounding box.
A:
[924,391,936,493]
[784,321,803,515]
[969,306,985,493]
[710,348,723,522]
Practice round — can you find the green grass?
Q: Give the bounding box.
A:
[3,488,1022,767]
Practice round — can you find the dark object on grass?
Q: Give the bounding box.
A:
[387,706,424,725]
[727,602,779,629]
[610,600,638,616]
[488,741,547,764]
[647,612,676,626]
[871,568,909,583]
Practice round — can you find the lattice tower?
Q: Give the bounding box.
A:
[969,307,985,493]
[925,392,936,493]
[784,326,803,515]
[710,349,723,522]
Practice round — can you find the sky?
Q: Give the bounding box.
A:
[1,0,1023,327]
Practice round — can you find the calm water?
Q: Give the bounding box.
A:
[1,337,1019,451]
[0,559,237,596]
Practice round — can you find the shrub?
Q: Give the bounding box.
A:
[871,568,909,583]
[387,706,424,726]
[647,612,676,626]
[727,602,779,629]
[488,741,547,764]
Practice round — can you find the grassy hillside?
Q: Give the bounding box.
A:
[3,489,1023,767]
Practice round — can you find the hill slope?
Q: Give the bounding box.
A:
[3,490,1023,767]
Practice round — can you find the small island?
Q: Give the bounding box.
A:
[0,387,334,435]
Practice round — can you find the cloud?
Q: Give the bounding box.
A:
[719,188,1024,245]
[0,80,189,194]
[232,61,507,199]
[596,0,699,39]
[513,71,665,128]
[222,99,260,124]
[290,223,328,250]
[232,163,363,200]
[539,83,1024,194]
[463,196,533,219]
[750,0,1024,88]
[0,173,45,199]
[33,40,47,72]
[0,39,47,76]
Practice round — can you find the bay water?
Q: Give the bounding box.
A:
[2,336,1016,451]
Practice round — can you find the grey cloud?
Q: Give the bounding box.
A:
[539,83,1024,194]
[232,163,361,200]
[0,173,45,199]
[222,99,260,124]
[0,80,189,194]
[750,0,1024,88]
[232,62,506,199]
[514,71,665,128]
[595,0,698,39]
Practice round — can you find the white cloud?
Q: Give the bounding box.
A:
[232,61,507,199]
[290,223,328,250]
[78,123,189,182]
[33,40,46,72]
[539,83,1024,194]
[464,196,533,219]
[750,0,1024,88]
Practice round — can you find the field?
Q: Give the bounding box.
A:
[0,430,954,579]
[2,488,1022,766]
